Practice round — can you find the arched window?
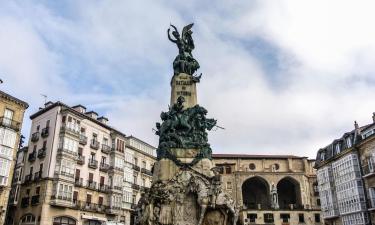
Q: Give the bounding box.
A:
[277,177,302,209]
[84,220,101,225]
[20,214,36,225]
[242,176,270,209]
[53,216,76,225]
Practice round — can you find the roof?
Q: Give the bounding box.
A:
[30,101,126,137]
[0,90,29,108]
[212,153,307,159]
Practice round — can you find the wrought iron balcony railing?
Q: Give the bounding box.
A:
[37,147,46,158]
[90,140,100,150]
[31,132,39,142]
[0,117,21,131]
[88,159,98,169]
[41,127,49,138]
[101,144,111,154]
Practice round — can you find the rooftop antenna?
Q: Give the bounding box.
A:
[41,94,47,105]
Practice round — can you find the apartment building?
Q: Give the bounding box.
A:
[6,101,155,225]
[315,115,375,225]
[0,90,28,224]
[212,154,321,225]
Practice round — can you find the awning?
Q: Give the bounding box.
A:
[81,214,108,222]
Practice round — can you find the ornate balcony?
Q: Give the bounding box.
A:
[90,140,100,150]
[24,174,32,184]
[0,117,20,131]
[98,184,109,193]
[41,127,49,138]
[77,155,85,165]
[79,134,87,145]
[132,183,140,190]
[31,195,40,205]
[101,144,111,154]
[133,165,140,171]
[31,132,39,142]
[21,197,29,208]
[34,171,42,181]
[50,195,73,207]
[88,159,98,169]
[75,178,83,187]
[28,151,36,162]
[54,170,74,181]
[60,124,80,138]
[57,147,77,159]
[99,162,110,172]
[86,181,97,190]
[141,168,153,176]
[106,205,121,215]
[37,147,46,158]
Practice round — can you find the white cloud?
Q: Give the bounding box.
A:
[1,1,375,158]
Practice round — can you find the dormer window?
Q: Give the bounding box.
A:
[320,152,325,161]
[335,143,341,154]
[346,137,352,148]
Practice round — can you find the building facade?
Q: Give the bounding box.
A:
[315,114,375,225]
[0,90,28,224]
[6,102,155,225]
[212,154,321,225]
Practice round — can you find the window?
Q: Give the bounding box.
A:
[249,163,256,170]
[98,196,103,205]
[134,157,138,166]
[0,128,16,148]
[35,186,40,195]
[298,213,305,223]
[142,161,146,169]
[133,174,138,184]
[247,214,257,223]
[225,166,232,174]
[46,120,50,127]
[53,216,76,225]
[86,194,92,203]
[335,143,341,154]
[36,125,40,131]
[317,198,321,206]
[264,213,274,223]
[346,137,352,148]
[320,152,325,161]
[280,214,290,222]
[60,159,75,176]
[101,156,106,164]
[43,140,47,148]
[314,214,321,223]
[0,158,10,185]
[58,183,73,200]
[142,178,146,187]
[59,137,78,153]
[103,138,108,145]
[4,108,14,120]
[226,182,232,190]
[21,214,36,224]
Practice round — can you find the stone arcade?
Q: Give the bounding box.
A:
[135,24,238,225]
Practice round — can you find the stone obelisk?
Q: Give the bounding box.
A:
[135,23,237,225]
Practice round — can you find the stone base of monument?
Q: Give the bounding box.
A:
[136,157,237,225]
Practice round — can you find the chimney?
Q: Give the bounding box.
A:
[372,112,375,123]
[44,101,53,108]
[72,105,86,114]
[98,116,109,124]
[85,111,98,120]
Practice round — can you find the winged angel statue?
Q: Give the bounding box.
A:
[168,23,201,76]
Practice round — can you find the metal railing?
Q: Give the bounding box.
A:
[0,117,20,131]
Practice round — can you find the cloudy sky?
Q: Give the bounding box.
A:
[1,1,375,158]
